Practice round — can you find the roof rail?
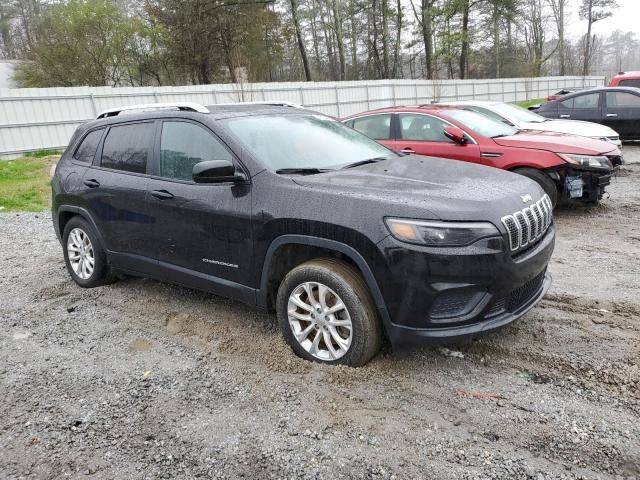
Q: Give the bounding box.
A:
[96,102,210,119]
[209,101,303,109]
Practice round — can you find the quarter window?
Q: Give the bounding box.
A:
[160,122,232,181]
[351,114,392,140]
[399,114,454,142]
[101,123,154,174]
[605,91,640,108]
[73,129,104,163]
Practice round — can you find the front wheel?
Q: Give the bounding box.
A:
[513,168,559,208]
[276,258,383,367]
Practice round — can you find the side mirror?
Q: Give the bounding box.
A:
[192,160,244,184]
[443,126,467,145]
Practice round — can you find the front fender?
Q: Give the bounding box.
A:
[257,234,393,333]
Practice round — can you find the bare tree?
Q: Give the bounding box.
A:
[548,0,566,75]
[579,0,617,75]
[290,0,313,80]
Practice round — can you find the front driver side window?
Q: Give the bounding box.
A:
[399,114,454,142]
[160,121,232,181]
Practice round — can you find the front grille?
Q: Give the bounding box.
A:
[501,195,553,252]
[485,271,546,318]
[507,272,545,311]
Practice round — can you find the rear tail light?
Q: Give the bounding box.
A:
[49,163,57,178]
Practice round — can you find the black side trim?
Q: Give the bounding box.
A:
[109,251,256,305]
[258,235,392,332]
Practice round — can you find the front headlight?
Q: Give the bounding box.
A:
[557,153,612,170]
[385,218,500,247]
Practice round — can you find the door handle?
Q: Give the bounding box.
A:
[83,179,100,188]
[606,113,618,118]
[559,114,571,118]
[151,189,174,200]
[399,148,415,154]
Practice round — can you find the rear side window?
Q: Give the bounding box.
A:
[605,91,640,108]
[160,121,232,181]
[351,114,392,140]
[73,129,104,163]
[618,79,640,88]
[101,123,154,174]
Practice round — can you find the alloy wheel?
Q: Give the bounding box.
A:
[287,282,353,361]
[67,228,95,280]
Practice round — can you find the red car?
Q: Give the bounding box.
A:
[342,105,622,206]
[609,71,640,88]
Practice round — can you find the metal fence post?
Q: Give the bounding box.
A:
[88,93,97,117]
[366,83,371,110]
[334,85,341,117]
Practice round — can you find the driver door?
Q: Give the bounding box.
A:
[145,119,253,290]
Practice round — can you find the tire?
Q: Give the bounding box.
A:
[276,258,383,367]
[513,168,559,208]
[62,216,115,288]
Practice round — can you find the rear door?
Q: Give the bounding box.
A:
[395,113,480,162]
[602,90,640,139]
[81,120,157,272]
[145,119,253,292]
[558,91,602,123]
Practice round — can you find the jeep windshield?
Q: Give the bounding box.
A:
[222,114,396,172]
[444,109,519,138]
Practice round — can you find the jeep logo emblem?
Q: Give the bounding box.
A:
[521,194,532,203]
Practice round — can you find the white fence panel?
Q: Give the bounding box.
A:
[0,76,604,158]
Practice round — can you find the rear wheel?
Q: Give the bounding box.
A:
[276,258,382,366]
[513,168,559,208]
[62,216,115,288]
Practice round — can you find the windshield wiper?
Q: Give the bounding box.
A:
[275,167,333,175]
[491,133,511,138]
[340,157,388,169]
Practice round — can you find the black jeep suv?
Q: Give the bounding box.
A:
[52,102,555,366]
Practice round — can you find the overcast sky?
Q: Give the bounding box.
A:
[565,0,640,39]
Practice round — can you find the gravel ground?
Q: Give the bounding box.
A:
[1,147,639,480]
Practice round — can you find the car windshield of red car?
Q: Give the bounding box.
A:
[444,109,519,138]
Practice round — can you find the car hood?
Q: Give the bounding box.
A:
[520,119,619,138]
[492,130,619,155]
[291,155,545,224]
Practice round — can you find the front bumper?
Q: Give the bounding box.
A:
[388,272,551,344]
[564,168,612,202]
[375,225,555,345]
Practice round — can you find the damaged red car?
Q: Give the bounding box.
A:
[342,105,622,207]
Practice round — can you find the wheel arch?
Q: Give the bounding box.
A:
[258,235,393,333]
[56,206,106,248]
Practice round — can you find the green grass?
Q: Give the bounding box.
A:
[513,98,546,109]
[24,148,64,158]
[0,155,59,212]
